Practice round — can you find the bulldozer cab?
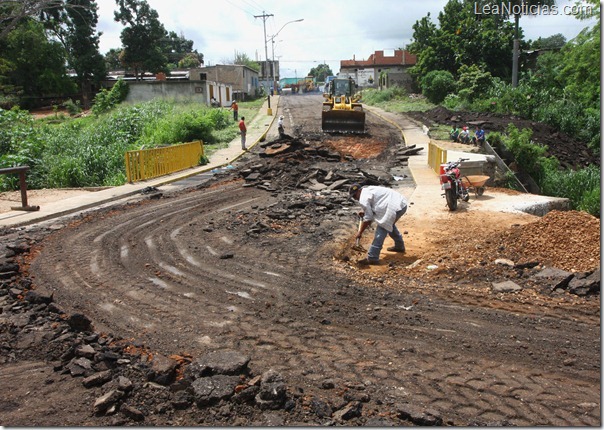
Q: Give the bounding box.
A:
[322,78,365,134]
[333,79,349,95]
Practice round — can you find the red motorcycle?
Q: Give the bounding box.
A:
[440,158,470,211]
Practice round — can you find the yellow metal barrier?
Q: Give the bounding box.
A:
[428,141,447,174]
[125,140,204,183]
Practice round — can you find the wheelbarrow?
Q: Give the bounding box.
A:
[461,175,490,197]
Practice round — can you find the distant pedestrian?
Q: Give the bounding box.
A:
[278,115,285,138]
[239,116,247,150]
[230,101,239,121]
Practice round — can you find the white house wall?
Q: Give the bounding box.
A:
[124,81,233,106]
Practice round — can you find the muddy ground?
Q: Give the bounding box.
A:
[0,94,600,426]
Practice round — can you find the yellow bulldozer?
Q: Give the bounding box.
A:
[322,77,365,133]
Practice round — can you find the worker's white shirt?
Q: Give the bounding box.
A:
[358,186,407,232]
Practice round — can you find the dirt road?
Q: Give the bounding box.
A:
[1,94,600,426]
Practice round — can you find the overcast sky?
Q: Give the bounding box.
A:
[95,0,597,78]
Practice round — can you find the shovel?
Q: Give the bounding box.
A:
[351,215,366,252]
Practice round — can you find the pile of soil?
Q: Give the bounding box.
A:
[405,106,600,169]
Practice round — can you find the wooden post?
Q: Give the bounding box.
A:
[0,166,40,211]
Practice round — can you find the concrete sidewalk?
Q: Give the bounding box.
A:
[364,106,568,216]
[0,96,281,228]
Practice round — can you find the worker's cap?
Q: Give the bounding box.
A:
[463,126,468,130]
[348,183,362,198]
[279,115,284,119]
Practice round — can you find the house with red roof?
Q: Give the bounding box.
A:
[338,49,417,91]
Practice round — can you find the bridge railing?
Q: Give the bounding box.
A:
[125,140,204,183]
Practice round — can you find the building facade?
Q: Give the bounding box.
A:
[339,50,417,91]
[193,65,260,101]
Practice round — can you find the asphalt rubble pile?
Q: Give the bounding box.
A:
[228,135,412,224]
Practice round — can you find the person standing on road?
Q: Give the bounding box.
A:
[230,101,239,121]
[239,116,247,150]
[349,184,408,265]
[278,115,285,138]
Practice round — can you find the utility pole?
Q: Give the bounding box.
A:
[254,11,273,95]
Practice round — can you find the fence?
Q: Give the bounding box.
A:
[427,141,447,174]
[125,140,204,183]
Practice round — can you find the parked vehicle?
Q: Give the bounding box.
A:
[440,158,470,211]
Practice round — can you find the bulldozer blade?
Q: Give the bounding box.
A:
[322,110,366,134]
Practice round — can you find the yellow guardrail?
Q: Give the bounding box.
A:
[125,140,204,183]
[428,141,447,174]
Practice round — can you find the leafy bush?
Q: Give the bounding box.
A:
[362,86,408,104]
[485,131,503,148]
[541,164,600,217]
[442,93,464,110]
[499,124,599,217]
[0,99,242,190]
[456,64,493,103]
[502,124,559,183]
[0,108,46,189]
[421,70,455,104]
[136,104,232,147]
[0,107,37,155]
[62,99,82,116]
[92,79,129,115]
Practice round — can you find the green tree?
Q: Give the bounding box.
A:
[114,0,168,79]
[558,17,600,106]
[0,0,87,39]
[162,30,203,70]
[409,0,515,81]
[530,33,566,50]
[1,18,75,107]
[308,63,333,82]
[104,47,123,70]
[178,52,202,69]
[456,64,493,102]
[53,0,106,109]
[474,0,556,86]
[230,51,259,72]
[421,70,455,103]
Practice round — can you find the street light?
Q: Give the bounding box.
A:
[268,18,303,96]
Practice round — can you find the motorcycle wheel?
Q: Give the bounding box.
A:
[445,188,458,211]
